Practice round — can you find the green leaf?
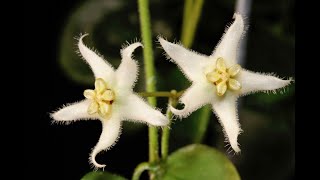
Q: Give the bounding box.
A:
[59,0,140,85]
[171,106,211,146]
[81,171,127,180]
[162,144,240,180]
[248,84,294,105]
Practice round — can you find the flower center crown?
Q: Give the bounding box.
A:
[83,78,115,119]
[206,57,242,96]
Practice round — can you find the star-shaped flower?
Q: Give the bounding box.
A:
[52,34,168,168]
[159,13,292,153]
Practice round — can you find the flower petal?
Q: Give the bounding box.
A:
[120,94,168,126]
[212,13,244,67]
[115,42,142,89]
[238,70,292,95]
[51,100,97,123]
[159,37,210,82]
[212,95,241,152]
[78,34,114,80]
[171,83,215,118]
[90,117,121,169]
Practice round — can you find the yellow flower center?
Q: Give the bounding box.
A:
[83,78,115,119]
[206,57,242,96]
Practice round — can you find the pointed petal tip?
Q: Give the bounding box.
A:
[80,33,89,39]
[233,12,242,20]
[50,110,76,124]
[233,12,244,30]
[50,110,75,125]
[169,105,190,118]
[224,128,242,153]
[158,37,170,49]
[281,78,292,88]
[121,42,143,58]
[158,36,165,42]
[50,110,64,121]
[230,142,241,153]
[77,33,116,79]
[225,130,241,153]
[266,76,293,90]
[51,112,58,120]
[233,12,244,27]
[78,33,89,46]
[286,77,294,84]
[90,152,106,169]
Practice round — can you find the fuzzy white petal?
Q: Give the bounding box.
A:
[212,94,241,152]
[171,83,215,118]
[212,13,244,66]
[90,117,121,169]
[51,100,97,123]
[159,37,210,82]
[239,70,292,95]
[121,94,168,126]
[115,42,142,89]
[78,34,114,80]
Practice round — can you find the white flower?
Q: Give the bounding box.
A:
[52,34,168,169]
[159,13,292,153]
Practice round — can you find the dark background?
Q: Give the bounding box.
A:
[24,0,294,179]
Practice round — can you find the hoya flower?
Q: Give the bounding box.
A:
[159,13,292,153]
[52,34,168,169]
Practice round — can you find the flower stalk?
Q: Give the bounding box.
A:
[132,162,151,180]
[138,90,184,98]
[137,0,160,179]
[181,0,205,48]
[161,90,178,160]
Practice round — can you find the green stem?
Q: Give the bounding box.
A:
[137,0,159,179]
[161,90,178,160]
[182,0,193,34]
[132,162,150,180]
[181,0,205,48]
[138,90,184,98]
[139,91,171,97]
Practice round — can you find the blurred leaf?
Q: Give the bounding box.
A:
[249,84,294,105]
[192,105,211,143]
[171,105,212,149]
[161,144,240,180]
[81,171,127,180]
[59,0,131,85]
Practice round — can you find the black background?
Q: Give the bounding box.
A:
[24,0,295,179]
